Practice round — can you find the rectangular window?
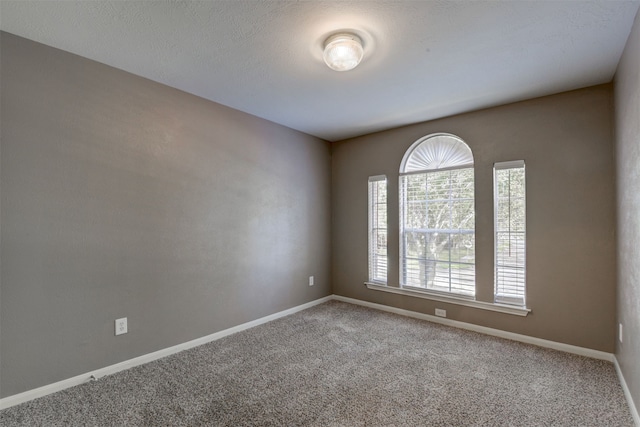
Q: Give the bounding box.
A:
[400,168,475,296]
[368,175,388,283]
[494,161,526,306]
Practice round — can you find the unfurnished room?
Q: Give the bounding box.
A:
[1,1,640,425]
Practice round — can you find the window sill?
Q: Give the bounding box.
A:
[364,282,531,317]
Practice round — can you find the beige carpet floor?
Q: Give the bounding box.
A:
[0,300,633,426]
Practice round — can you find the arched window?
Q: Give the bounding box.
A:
[399,133,475,296]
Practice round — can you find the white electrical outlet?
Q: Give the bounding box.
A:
[309,276,314,286]
[435,308,446,318]
[619,323,623,344]
[115,318,128,336]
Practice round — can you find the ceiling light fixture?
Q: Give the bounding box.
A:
[323,33,364,72]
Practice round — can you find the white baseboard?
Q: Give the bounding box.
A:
[0,294,625,413]
[614,357,640,426]
[332,295,615,362]
[0,295,332,410]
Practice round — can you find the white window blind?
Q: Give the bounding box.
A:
[494,161,526,306]
[399,134,475,297]
[368,175,388,283]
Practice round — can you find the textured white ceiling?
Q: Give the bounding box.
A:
[2,0,639,141]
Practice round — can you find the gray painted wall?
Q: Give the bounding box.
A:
[0,27,629,404]
[0,32,331,398]
[332,85,617,352]
[615,8,640,416]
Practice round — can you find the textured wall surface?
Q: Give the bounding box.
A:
[615,8,640,417]
[332,85,616,352]
[0,32,331,398]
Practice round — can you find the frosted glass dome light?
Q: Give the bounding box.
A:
[323,33,364,72]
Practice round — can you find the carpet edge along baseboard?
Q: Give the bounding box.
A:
[2,293,632,422]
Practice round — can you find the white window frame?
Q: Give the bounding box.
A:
[368,175,388,284]
[365,139,530,317]
[398,133,476,298]
[494,160,526,307]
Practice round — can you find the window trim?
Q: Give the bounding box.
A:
[493,160,527,307]
[364,282,531,317]
[368,175,388,284]
[398,133,476,297]
[400,132,473,172]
